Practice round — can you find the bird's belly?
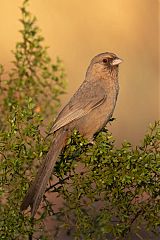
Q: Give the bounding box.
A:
[71,97,116,141]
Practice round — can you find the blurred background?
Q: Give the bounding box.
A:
[0,0,159,145]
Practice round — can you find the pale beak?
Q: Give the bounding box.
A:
[111,58,123,66]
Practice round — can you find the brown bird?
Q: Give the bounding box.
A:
[20,52,122,216]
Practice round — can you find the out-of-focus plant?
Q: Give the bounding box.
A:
[0,0,66,239]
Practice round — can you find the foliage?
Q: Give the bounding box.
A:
[0,0,66,239]
[51,122,160,240]
[0,1,159,240]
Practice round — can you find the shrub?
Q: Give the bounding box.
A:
[0,1,159,240]
[53,123,159,239]
[0,0,66,239]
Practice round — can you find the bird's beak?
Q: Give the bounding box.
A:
[111,58,123,66]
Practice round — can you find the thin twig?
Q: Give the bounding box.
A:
[45,175,74,192]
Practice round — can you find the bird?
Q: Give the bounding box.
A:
[20,52,122,216]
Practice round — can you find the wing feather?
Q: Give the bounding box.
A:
[51,81,107,132]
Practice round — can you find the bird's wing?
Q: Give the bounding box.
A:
[51,81,107,132]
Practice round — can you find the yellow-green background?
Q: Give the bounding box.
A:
[0,0,159,145]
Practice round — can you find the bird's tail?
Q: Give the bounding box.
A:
[20,129,68,216]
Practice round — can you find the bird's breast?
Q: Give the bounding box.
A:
[71,86,118,141]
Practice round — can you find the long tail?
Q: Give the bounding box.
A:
[20,129,68,216]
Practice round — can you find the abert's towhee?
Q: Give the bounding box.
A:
[21,52,122,216]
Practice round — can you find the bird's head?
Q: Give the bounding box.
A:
[86,52,122,80]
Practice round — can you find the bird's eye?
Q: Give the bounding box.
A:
[102,58,108,63]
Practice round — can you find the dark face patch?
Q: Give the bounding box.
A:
[102,56,115,67]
